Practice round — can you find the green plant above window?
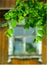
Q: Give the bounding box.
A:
[3,0,47,43]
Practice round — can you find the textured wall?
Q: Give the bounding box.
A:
[0,27,8,64]
[0,0,47,64]
[0,0,16,9]
[0,19,47,64]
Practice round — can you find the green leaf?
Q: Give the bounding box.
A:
[4,31,11,38]
[44,3,47,9]
[4,31,12,38]
[9,11,14,17]
[4,13,10,20]
[6,34,11,38]
[7,28,13,35]
[36,36,42,42]
[33,39,36,43]
[38,2,43,9]
[46,29,47,39]
[23,11,27,16]
[38,30,44,36]
[36,24,43,28]
[2,23,8,27]
[16,0,21,6]
[10,19,16,27]
[24,24,29,30]
[18,16,24,24]
[36,19,42,25]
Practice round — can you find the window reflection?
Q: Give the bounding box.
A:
[26,38,36,53]
[13,38,24,55]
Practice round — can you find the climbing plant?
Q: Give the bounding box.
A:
[2,0,47,43]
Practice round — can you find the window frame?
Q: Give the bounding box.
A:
[8,23,42,62]
[13,25,37,55]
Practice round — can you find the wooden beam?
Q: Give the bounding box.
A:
[0,0,16,10]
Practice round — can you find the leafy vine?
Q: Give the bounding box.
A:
[2,0,47,43]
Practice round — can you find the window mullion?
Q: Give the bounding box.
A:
[23,37,26,53]
[23,29,26,53]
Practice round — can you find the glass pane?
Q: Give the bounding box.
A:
[24,28,36,36]
[14,27,24,36]
[13,38,24,55]
[26,37,36,53]
[14,26,36,36]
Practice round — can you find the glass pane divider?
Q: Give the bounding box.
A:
[23,37,26,53]
[14,35,36,38]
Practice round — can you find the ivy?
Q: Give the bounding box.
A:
[3,0,47,42]
[36,36,42,43]
[38,30,44,36]
[10,19,16,27]
[2,23,8,27]
[4,28,13,38]
[7,28,13,35]
[4,13,10,20]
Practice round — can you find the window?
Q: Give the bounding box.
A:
[13,26,37,55]
[8,25,42,62]
[13,38,24,55]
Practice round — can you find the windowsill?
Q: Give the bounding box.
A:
[8,53,42,62]
[9,55,41,59]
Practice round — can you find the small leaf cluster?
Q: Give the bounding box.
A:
[3,0,47,42]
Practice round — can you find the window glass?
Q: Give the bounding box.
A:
[26,38,36,53]
[14,27,24,36]
[26,37,35,44]
[24,28,36,36]
[13,26,36,55]
[13,38,24,55]
[14,26,36,36]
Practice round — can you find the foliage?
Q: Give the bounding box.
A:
[3,0,47,43]
[26,43,36,53]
